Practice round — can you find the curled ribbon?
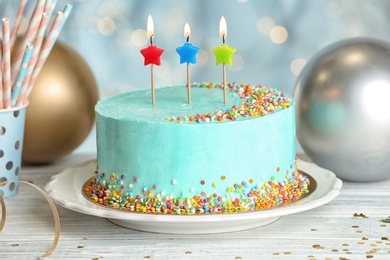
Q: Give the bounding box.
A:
[0,180,60,258]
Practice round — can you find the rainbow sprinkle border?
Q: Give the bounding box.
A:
[84,162,310,215]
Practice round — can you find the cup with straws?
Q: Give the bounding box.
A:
[0,0,72,197]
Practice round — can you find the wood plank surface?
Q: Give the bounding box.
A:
[1,154,389,259]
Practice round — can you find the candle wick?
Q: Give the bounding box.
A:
[186,36,189,43]
[222,34,225,44]
[150,35,153,45]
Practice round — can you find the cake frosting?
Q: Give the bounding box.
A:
[87,83,309,214]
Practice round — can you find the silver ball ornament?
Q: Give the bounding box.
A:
[294,37,390,182]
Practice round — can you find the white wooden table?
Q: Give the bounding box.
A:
[1,154,390,259]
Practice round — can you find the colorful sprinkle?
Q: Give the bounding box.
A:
[86,160,310,215]
[166,83,291,123]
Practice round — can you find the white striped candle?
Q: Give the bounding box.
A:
[11,43,33,107]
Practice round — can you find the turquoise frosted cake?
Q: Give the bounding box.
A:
[87,83,309,214]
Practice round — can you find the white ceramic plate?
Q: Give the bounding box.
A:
[44,159,342,234]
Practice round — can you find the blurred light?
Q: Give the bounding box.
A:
[98,17,116,36]
[344,51,365,65]
[131,29,148,47]
[155,60,170,77]
[257,16,275,35]
[324,1,342,19]
[117,30,133,50]
[362,81,390,121]
[98,1,117,17]
[87,16,99,34]
[269,25,288,44]
[229,54,244,72]
[196,50,209,67]
[290,58,306,76]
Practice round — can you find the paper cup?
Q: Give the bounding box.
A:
[0,103,28,197]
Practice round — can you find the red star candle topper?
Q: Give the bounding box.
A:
[140,15,164,105]
[212,16,236,104]
[175,23,200,104]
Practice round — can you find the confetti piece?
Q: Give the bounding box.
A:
[312,244,325,249]
[354,213,368,218]
[380,218,390,223]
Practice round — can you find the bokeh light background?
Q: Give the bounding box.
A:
[1,0,389,155]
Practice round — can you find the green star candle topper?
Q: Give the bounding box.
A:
[176,23,200,104]
[212,16,236,104]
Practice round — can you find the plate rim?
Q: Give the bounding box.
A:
[44,159,343,223]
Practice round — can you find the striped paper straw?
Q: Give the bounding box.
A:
[11,43,33,107]
[58,4,73,33]
[2,18,12,109]
[10,0,28,51]
[26,11,64,98]
[11,0,46,85]
[46,0,59,22]
[16,13,49,107]
[44,0,52,14]
[0,38,3,109]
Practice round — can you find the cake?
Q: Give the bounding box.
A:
[86,82,310,214]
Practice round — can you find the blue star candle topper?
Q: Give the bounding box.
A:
[212,16,236,104]
[176,23,200,104]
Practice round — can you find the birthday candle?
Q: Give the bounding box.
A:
[176,23,200,104]
[212,16,236,104]
[140,15,164,105]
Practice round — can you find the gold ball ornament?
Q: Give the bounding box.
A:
[19,41,98,163]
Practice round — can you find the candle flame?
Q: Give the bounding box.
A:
[184,23,191,39]
[147,15,154,39]
[219,16,227,40]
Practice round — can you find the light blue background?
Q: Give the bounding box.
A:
[2,0,390,156]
